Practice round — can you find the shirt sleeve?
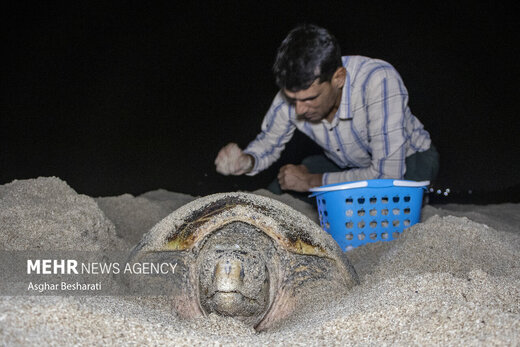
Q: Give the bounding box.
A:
[243,92,296,175]
[323,65,409,184]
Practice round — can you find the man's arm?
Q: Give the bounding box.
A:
[215,92,295,177]
[242,91,296,175]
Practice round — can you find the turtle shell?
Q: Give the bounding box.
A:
[127,192,359,330]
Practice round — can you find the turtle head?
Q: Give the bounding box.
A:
[197,222,276,325]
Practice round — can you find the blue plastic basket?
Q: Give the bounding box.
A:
[309,179,429,251]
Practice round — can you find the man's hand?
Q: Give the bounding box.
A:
[215,143,254,176]
[277,164,323,192]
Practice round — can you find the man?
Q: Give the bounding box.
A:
[215,24,439,194]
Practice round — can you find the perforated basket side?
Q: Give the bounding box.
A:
[315,185,424,251]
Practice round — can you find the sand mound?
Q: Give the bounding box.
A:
[423,203,520,234]
[0,177,125,251]
[1,177,519,345]
[365,214,520,280]
[305,270,519,345]
[95,191,195,246]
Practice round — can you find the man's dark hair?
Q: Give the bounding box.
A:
[273,24,342,91]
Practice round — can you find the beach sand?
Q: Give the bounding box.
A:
[1,177,518,345]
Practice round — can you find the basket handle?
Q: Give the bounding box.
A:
[308,181,368,197]
[393,180,430,187]
[308,179,430,197]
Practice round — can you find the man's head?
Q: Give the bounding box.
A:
[273,24,346,122]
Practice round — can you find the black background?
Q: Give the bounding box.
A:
[2,2,519,202]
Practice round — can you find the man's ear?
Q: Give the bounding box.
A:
[332,67,346,89]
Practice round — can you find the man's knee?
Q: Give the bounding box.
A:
[404,144,440,182]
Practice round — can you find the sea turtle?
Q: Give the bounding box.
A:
[127,192,359,331]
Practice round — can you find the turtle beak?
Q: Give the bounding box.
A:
[214,259,244,292]
[200,252,270,320]
[208,258,248,315]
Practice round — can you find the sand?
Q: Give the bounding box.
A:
[1,177,519,346]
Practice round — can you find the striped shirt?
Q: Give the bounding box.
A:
[244,55,432,185]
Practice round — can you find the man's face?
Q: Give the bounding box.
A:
[283,79,339,123]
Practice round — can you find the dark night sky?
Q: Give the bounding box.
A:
[2,2,519,202]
